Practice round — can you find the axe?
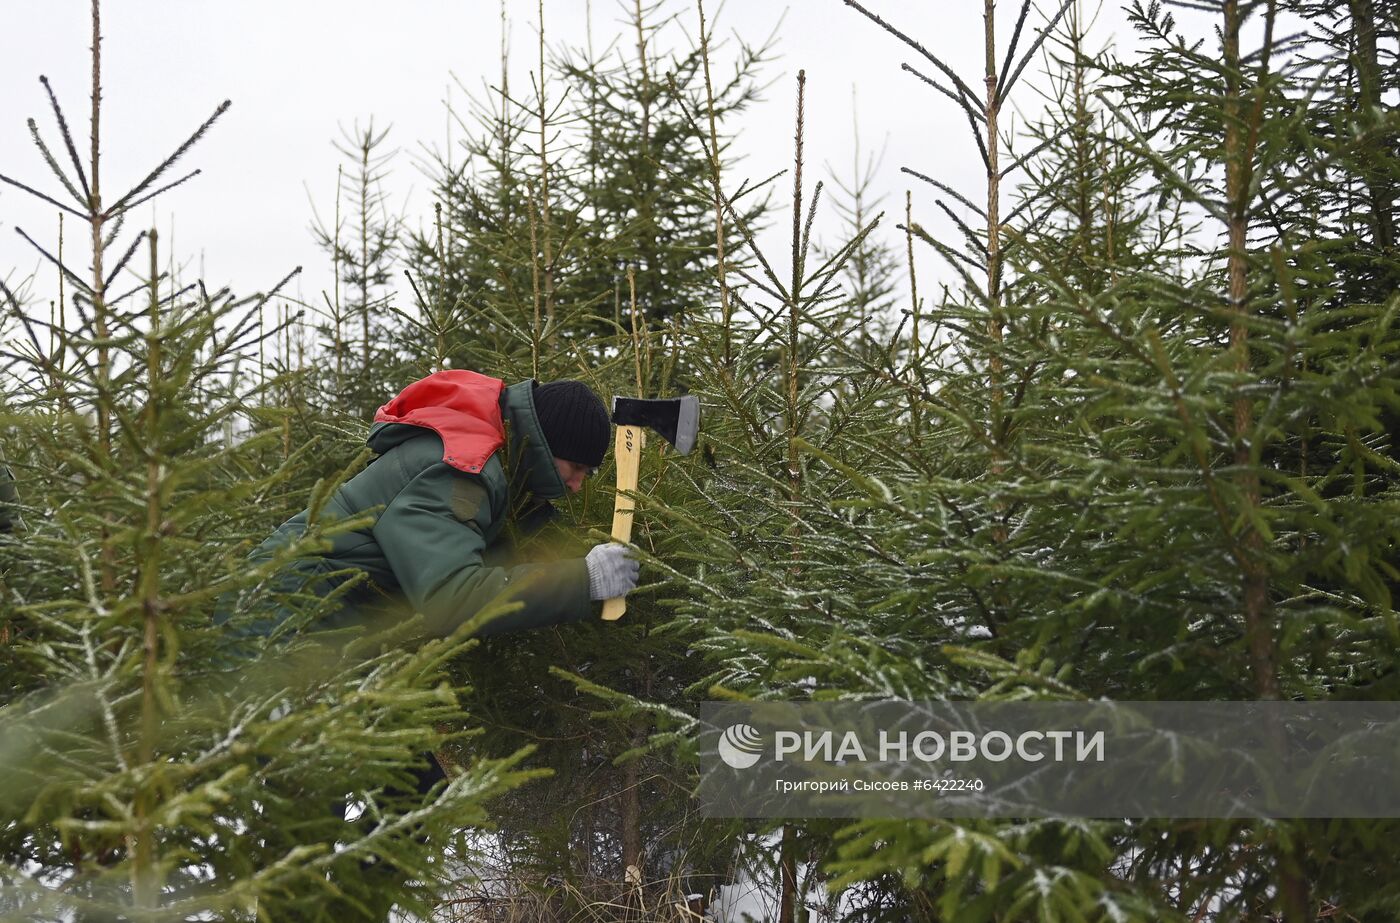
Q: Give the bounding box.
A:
[602,394,700,621]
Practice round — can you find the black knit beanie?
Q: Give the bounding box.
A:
[532,380,610,467]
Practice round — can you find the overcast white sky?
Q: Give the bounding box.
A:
[1,1,1138,319]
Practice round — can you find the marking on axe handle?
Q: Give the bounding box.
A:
[602,426,643,621]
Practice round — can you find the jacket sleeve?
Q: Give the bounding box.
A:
[372,461,594,638]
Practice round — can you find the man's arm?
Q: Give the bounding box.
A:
[373,462,593,637]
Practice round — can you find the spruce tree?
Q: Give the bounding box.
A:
[385,0,774,909]
[308,120,405,419]
[615,0,1400,918]
[0,6,541,920]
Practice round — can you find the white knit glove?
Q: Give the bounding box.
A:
[585,543,640,600]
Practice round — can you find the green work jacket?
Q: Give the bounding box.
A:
[247,376,593,639]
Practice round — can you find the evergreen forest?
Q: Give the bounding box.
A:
[1,0,1397,920]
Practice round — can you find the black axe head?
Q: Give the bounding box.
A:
[611,395,700,455]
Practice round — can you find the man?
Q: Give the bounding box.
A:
[244,370,639,921]
[247,369,639,639]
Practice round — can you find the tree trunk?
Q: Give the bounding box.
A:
[1347,0,1395,252]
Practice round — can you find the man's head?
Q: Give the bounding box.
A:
[534,380,610,494]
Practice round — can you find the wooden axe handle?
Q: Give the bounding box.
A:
[601,424,644,621]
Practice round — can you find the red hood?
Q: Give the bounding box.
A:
[372,370,506,475]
